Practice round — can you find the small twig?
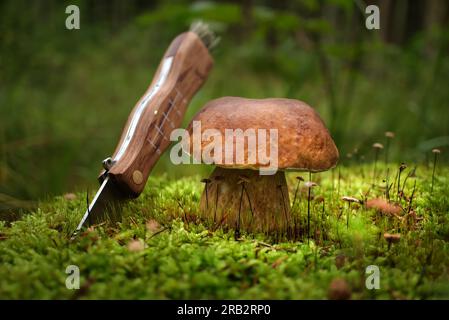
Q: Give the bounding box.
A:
[147,227,169,240]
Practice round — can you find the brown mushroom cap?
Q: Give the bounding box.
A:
[187,97,339,172]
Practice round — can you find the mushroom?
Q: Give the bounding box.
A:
[384,233,401,250]
[341,196,361,228]
[372,142,384,185]
[384,131,395,163]
[186,97,339,237]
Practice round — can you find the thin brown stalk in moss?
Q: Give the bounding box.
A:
[213,175,224,223]
[372,143,384,186]
[431,148,441,195]
[397,163,407,201]
[341,196,360,228]
[292,176,304,208]
[201,178,211,209]
[305,179,317,243]
[384,131,394,164]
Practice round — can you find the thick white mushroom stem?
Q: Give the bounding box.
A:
[200,167,292,237]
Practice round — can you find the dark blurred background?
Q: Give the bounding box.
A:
[1,0,448,212]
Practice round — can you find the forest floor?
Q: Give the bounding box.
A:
[1,164,448,299]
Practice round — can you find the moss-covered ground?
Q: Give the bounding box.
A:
[1,164,448,299]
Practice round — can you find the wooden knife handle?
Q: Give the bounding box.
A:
[101,31,214,197]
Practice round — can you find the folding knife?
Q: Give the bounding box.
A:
[73,24,215,237]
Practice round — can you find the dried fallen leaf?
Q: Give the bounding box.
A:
[366,198,402,216]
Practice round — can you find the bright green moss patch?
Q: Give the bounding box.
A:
[0,164,448,299]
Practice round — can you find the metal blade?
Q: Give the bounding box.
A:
[72,176,125,238]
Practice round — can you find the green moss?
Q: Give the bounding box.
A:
[0,164,448,299]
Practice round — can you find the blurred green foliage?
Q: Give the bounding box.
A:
[1,0,449,209]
